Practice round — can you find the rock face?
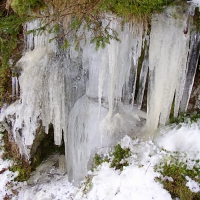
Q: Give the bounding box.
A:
[0,5,200,184]
[188,69,200,112]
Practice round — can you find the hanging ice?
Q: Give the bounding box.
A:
[66,19,145,183]
[12,77,19,100]
[0,5,199,185]
[180,33,200,113]
[136,35,149,110]
[145,7,191,134]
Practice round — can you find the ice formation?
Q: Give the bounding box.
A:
[11,77,19,100]
[0,5,199,184]
[146,7,191,133]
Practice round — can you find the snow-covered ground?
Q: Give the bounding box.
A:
[0,122,200,200]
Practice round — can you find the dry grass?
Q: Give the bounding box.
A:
[2,131,31,181]
[2,131,21,159]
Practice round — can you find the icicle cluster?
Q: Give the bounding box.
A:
[0,5,199,184]
[146,6,200,134]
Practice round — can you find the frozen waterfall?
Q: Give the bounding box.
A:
[0,5,199,184]
[145,7,191,133]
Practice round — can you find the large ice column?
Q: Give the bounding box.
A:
[146,7,190,134]
[66,19,145,184]
[66,95,109,183]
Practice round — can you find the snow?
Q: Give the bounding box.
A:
[186,176,200,193]
[17,173,76,200]
[190,0,200,8]
[155,123,200,153]
[0,134,19,199]
[74,164,171,200]
[0,122,200,199]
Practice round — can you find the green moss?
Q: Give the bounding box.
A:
[0,67,12,107]
[11,0,45,16]
[0,3,25,107]
[110,144,131,171]
[94,154,105,166]
[0,9,26,67]
[93,153,109,167]
[93,144,131,171]
[101,0,174,20]
[155,153,200,200]
[170,113,200,124]
[10,160,31,181]
[82,175,93,195]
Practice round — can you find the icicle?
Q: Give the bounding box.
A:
[137,35,149,109]
[146,7,190,133]
[108,36,119,114]
[180,34,200,113]
[131,45,139,104]
[173,51,190,118]
[12,77,16,100]
[25,19,56,51]
[120,24,143,105]
[15,77,19,98]
[98,47,107,117]
[4,8,199,185]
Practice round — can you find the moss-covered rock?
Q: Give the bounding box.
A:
[30,124,65,171]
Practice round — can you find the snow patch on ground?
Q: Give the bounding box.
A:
[186,176,200,193]
[0,122,200,199]
[0,134,19,200]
